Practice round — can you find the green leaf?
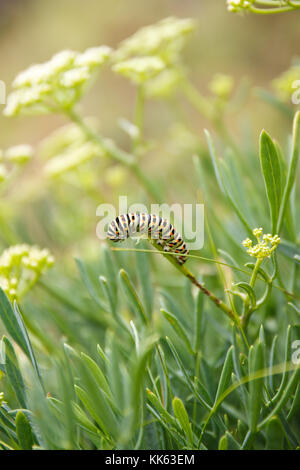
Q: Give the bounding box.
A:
[259,367,300,430]
[135,240,153,318]
[248,341,264,432]
[16,411,34,450]
[80,352,111,397]
[234,282,256,309]
[287,382,300,420]
[214,346,234,405]
[172,397,194,446]
[259,130,282,233]
[277,111,300,232]
[266,416,284,450]
[146,389,178,427]
[102,244,118,304]
[75,258,108,312]
[1,337,27,409]
[0,288,29,355]
[119,269,147,324]
[166,337,212,411]
[161,309,194,355]
[194,290,204,352]
[218,434,228,450]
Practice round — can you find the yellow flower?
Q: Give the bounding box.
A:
[242,228,280,259]
[0,244,54,301]
[113,56,165,84]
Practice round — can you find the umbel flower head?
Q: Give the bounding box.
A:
[40,121,104,178]
[113,17,196,65]
[242,228,280,259]
[5,144,34,164]
[3,46,112,117]
[113,56,165,84]
[0,144,33,183]
[0,244,54,301]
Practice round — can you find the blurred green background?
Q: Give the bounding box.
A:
[0,0,299,260]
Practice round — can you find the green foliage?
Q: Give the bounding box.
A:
[0,11,299,451]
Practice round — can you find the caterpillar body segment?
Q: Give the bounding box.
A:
[107,213,189,265]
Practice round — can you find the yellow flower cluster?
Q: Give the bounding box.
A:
[0,144,33,183]
[272,63,300,102]
[242,228,280,259]
[114,17,195,63]
[4,46,112,116]
[113,17,195,86]
[113,56,165,84]
[40,122,104,179]
[0,244,54,301]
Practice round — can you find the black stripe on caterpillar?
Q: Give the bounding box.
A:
[107,213,189,265]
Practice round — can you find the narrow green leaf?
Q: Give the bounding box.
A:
[1,337,27,409]
[146,389,178,427]
[266,416,284,450]
[218,434,228,450]
[234,282,256,309]
[248,341,264,432]
[102,244,118,303]
[214,346,234,405]
[135,240,153,318]
[172,397,194,445]
[16,411,34,450]
[259,130,282,233]
[259,367,300,430]
[161,309,194,355]
[277,111,300,232]
[287,382,300,420]
[13,302,44,391]
[0,288,28,354]
[194,290,204,352]
[119,269,147,324]
[75,258,108,311]
[80,352,111,397]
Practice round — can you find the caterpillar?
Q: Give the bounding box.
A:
[107,213,189,265]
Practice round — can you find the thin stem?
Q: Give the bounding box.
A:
[241,258,263,329]
[182,78,240,156]
[249,258,263,289]
[133,84,145,154]
[149,239,238,324]
[64,107,161,202]
[249,5,295,13]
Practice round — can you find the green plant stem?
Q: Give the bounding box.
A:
[182,79,240,156]
[133,84,145,154]
[241,258,263,329]
[150,240,237,324]
[64,107,161,202]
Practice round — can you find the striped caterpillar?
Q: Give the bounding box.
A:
[107,213,189,265]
